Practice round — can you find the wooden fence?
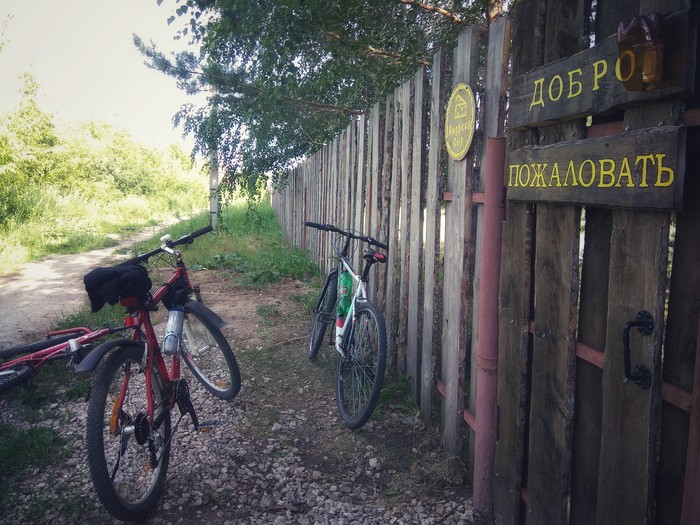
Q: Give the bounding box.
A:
[273,17,510,498]
[271,1,700,523]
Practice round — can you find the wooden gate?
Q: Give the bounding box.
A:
[271,0,700,521]
[493,0,700,524]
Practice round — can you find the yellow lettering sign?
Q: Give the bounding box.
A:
[507,153,676,192]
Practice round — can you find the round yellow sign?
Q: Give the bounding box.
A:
[444,83,476,161]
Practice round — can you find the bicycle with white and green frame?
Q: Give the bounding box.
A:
[304,221,389,430]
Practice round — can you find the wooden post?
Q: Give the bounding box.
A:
[209,148,219,228]
[440,25,479,466]
[420,49,445,423]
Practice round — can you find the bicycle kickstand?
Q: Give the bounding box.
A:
[171,379,219,432]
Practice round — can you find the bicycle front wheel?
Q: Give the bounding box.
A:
[0,364,34,393]
[180,305,241,400]
[308,269,338,361]
[86,345,171,522]
[335,301,387,430]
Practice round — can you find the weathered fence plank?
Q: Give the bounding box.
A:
[420,49,445,421]
[595,210,669,525]
[376,99,391,313]
[353,115,367,272]
[406,67,426,398]
[440,25,478,462]
[526,206,581,524]
[570,208,611,525]
[525,2,586,521]
[398,77,414,377]
[493,0,542,521]
[368,103,381,248]
[385,87,402,369]
[656,129,700,525]
[493,199,534,525]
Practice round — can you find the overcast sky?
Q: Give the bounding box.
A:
[0,0,203,149]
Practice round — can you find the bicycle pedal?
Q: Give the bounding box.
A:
[197,419,219,432]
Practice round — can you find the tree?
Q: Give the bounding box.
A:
[0,73,62,225]
[138,0,493,197]
[4,73,60,183]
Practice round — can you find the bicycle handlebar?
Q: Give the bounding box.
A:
[304,221,389,251]
[122,225,214,265]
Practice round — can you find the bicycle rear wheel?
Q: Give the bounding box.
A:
[86,345,171,522]
[308,269,338,361]
[0,364,34,393]
[180,304,241,400]
[335,301,387,430]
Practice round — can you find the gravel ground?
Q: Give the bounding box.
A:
[0,274,490,525]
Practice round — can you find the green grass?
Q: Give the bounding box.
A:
[289,290,319,314]
[6,491,100,524]
[54,303,125,332]
[378,374,420,419]
[256,303,282,325]
[0,425,69,515]
[205,200,318,285]
[0,185,207,276]
[0,359,92,416]
[125,199,318,285]
[0,425,66,472]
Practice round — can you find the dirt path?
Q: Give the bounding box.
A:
[0,225,169,349]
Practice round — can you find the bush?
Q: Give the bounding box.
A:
[0,105,209,272]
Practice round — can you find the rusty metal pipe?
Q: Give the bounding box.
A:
[473,136,506,512]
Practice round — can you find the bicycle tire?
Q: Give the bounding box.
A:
[180,304,241,400]
[86,345,171,522]
[335,301,387,430]
[0,333,78,360]
[308,269,338,361]
[0,364,34,393]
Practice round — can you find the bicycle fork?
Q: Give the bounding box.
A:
[335,300,363,360]
[334,278,367,359]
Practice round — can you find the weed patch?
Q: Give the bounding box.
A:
[256,304,282,325]
[0,425,66,473]
[289,290,318,314]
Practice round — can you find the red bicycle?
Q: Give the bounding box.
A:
[76,225,241,521]
[0,326,122,393]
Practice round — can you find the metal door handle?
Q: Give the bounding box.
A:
[622,310,653,390]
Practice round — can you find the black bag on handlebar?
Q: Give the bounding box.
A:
[162,276,191,309]
[83,264,152,312]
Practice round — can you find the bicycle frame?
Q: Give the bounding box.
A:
[0,326,117,378]
[334,255,368,358]
[121,245,196,423]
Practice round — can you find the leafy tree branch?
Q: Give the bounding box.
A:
[399,0,467,24]
[142,0,493,198]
